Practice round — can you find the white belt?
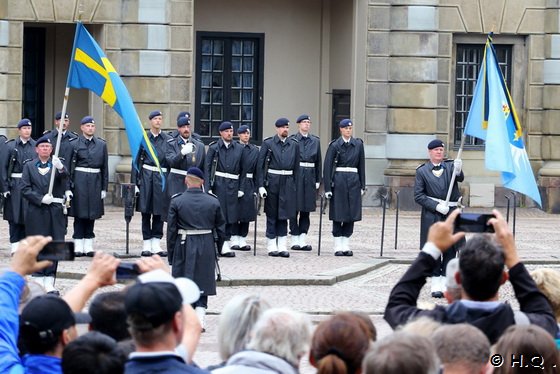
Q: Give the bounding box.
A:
[336,167,358,173]
[75,167,101,173]
[300,162,315,168]
[215,171,239,180]
[10,173,22,178]
[143,164,168,173]
[51,198,64,204]
[170,168,188,176]
[178,229,212,235]
[428,196,459,207]
[268,169,293,176]
[246,173,253,179]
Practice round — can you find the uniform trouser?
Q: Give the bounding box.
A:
[265,215,288,239]
[224,223,233,240]
[332,221,354,237]
[289,211,310,236]
[73,218,96,239]
[9,222,25,243]
[193,295,208,309]
[141,213,164,240]
[232,221,250,237]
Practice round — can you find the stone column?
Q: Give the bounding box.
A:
[0,18,23,138]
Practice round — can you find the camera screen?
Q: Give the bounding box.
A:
[455,213,495,233]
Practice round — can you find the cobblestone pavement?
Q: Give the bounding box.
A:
[1,205,559,372]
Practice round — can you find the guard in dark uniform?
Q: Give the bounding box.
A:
[205,121,244,258]
[164,115,205,217]
[44,111,79,169]
[0,119,36,253]
[256,117,299,258]
[231,125,259,251]
[289,114,322,252]
[21,135,68,293]
[323,119,365,256]
[168,111,202,141]
[167,167,225,331]
[131,110,171,257]
[414,138,465,298]
[68,116,109,257]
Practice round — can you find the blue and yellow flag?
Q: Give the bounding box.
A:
[464,35,541,207]
[67,22,164,188]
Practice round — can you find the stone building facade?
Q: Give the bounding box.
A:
[1,0,559,212]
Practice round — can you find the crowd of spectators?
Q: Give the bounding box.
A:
[1,207,560,374]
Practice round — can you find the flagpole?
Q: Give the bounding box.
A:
[444,132,466,205]
[47,88,71,195]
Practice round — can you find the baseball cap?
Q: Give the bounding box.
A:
[125,270,200,328]
[20,295,77,340]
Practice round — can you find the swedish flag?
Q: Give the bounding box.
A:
[67,22,164,188]
[464,34,541,207]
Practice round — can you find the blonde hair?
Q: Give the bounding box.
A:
[530,268,560,321]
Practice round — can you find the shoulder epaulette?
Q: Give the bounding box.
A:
[443,159,454,163]
[97,137,106,142]
[310,134,320,140]
[416,163,427,170]
[6,139,15,143]
[208,191,218,198]
[289,137,298,143]
[208,140,217,146]
[171,193,182,199]
[70,131,79,137]
[263,136,272,141]
[167,137,176,143]
[22,158,33,165]
[355,138,364,143]
[68,137,78,142]
[43,129,53,135]
[328,139,337,146]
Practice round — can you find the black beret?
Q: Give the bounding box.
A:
[149,110,162,120]
[219,121,234,132]
[177,116,190,127]
[35,135,52,146]
[17,118,32,128]
[296,114,310,123]
[339,119,352,128]
[176,111,191,122]
[187,167,204,180]
[275,117,290,127]
[81,116,95,125]
[237,125,250,134]
[55,112,69,120]
[427,139,445,150]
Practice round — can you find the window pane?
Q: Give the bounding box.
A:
[243,106,253,121]
[201,89,211,104]
[201,73,212,88]
[212,105,223,120]
[232,40,242,56]
[243,41,254,55]
[213,40,223,55]
[212,89,223,104]
[200,105,210,120]
[242,91,253,104]
[198,121,210,136]
[243,74,253,88]
[213,56,223,71]
[232,57,241,72]
[201,40,212,54]
[230,106,241,121]
[231,89,241,104]
[231,73,241,89]
[212,74,223,88]
[202,56,212,71]
[243,57,253,72]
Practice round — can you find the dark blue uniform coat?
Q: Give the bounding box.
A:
[256,135,299,220]
[291,133,322,212]
[46,129,79,169]
[237,142,259,222]
[167,188,225,296]
[323,137,365,222]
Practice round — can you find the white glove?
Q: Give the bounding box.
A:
[101,190,107,199]
[65,190,73,200]
[41,194,53,205]
[237,191,244,198]
[315,182,320,190]
[325,191,332,199]
[181,142,195,155]
[52,156,64,170]
[361,189,365,196]
[258,187,267,198]
[453,159,462,175]
[435,203,449,215]
[135,186,140,196]
[2,191,9,198]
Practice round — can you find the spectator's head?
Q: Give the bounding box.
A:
[309,313,371,374]
[125,270,200,351]
[62,331,126,374]
[89,291,130,341]
[457,234,506,301]
[493,325,559,374]
[432,324,490,374]
[218,294,271,362]
[19,295,78,357]
[399,316,442,337]
[363,332,440,374]
[247,308,312,367]
[530,268,560,322]
[338,311,377,341]
[445,258,462,304]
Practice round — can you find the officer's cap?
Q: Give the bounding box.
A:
[186,167,204,180]
[275,117,290,127]
[149,110,162,120]
[296,114,310,123]
[339,119,352,128]
[427,139,445,150]
[177,116,190,128]
[237,125,250,135]
[55,112,69,120]
[35,135,52,147]
[18,118,32,128]
[219,121,234,132]
[81,116,95,125]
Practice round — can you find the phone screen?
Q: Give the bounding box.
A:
[455,213,495,233]
[37,241,75,261]
[116,263,140,280]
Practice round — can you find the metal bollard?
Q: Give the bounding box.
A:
[120,183,136,255]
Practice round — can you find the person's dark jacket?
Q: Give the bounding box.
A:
[384,251,559,344]
[125,353,209,373]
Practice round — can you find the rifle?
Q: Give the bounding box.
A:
[210,151,218,190]
[136,150,146,188]
[321,194,329,215]
[330,150,340,189]
[213,229,222,281]
[6,148,18,182]
[263,148,272,188]
[69,149,77,189]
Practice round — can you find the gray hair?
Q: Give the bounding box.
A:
[247,307,312,367]
[432,324,490,373]
[218,294,271,361]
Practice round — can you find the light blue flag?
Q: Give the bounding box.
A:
[66,22,165,189]
[464,36,541,207]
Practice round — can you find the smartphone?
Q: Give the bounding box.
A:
[454,213,495,233]
[37,241,75,261]
[116,263,140,280]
